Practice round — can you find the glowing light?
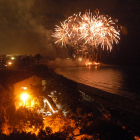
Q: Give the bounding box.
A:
[21,93,29,106]
[52,9,120,54]
[21,87,27,90]
[78,57,82,61]
[85,62,92,66]
[31,100,34,107]
[8,62,12,65]
[11,57,15,60]
[95,66,97,69]
[94,62,100,65]
[43,99,58,114]
[88,62,92,65]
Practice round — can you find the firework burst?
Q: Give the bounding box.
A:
[52,22,69,46]
[52,13,83,46]
[52,10,120,52]
[81,10,120,51]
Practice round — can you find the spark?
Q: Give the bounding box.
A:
[52,10,120,52]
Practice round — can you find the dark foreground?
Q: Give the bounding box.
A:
[0,65,140,140]
[49,66,140,135]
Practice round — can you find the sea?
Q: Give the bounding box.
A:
[55,65,140,99]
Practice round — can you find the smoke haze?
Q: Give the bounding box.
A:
[0,0,139,62]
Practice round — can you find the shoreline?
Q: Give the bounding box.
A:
[55,70,140,113]
[52,70,140,136]
[1,65,140,138]
[54,65,140,100]
[55,67,139,100]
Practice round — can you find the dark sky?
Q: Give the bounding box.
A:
[0,0,140,62]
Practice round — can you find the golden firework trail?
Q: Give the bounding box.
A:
[52,10,120,52]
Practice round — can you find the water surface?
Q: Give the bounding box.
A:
[56,65,140,98]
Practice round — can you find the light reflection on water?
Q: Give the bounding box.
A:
[56,65,140,98]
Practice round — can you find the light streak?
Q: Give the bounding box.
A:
[43,99,58,114]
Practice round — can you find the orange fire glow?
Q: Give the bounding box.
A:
[85,62,92,66]
[21,93,29,106]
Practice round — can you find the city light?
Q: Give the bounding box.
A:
[8,62,12,65]
[11,57,15,60]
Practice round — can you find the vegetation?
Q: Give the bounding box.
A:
[0,58,138,139]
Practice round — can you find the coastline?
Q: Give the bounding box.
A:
[55,64,140,100]
[1,65,140,138]
[52,69,140,136]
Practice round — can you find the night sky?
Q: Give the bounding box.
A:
[0,0,140,63]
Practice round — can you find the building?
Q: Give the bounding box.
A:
[13,75,43,109]
[14,75,43,96]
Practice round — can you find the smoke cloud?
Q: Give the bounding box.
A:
[0,0,56,56]
[47,57,93,67]
[0,0,139,60]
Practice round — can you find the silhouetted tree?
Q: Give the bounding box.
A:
[34,54,43,65]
